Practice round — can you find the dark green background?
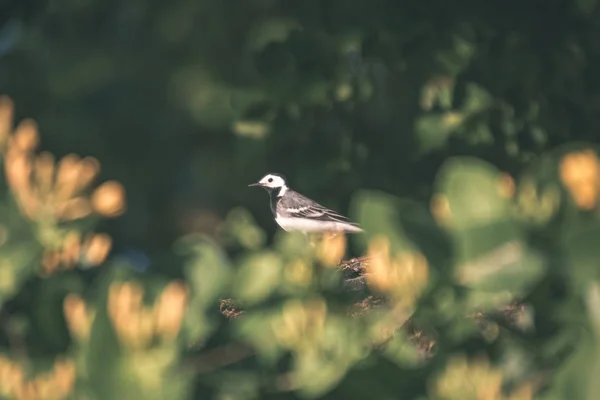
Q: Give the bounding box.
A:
[4,0,597,254]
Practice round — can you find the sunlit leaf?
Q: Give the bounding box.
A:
[563,225,600,292]
[414,113,463,154]
[246,18,301,51]
[233,251,283,304]
[351,190,407,252]
[175,235,233,343]
[221,207,267,250]
[234,311,282,362]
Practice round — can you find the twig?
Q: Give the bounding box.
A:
[183,341,255,374]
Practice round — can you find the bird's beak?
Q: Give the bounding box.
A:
[248,182,261,187]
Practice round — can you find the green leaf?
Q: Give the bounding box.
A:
[456,240,545,293]
[246,18,301,51]
[176,234,232,307]
[89,345,192,399]
[221,207,267,250]
[233,251,283,304]
[394,199,451,274]
[234,311,282,362]
[351,190,410,253]
[434,157,545,294]
[175,235,233,344]
[461,83,494,114]
[273,230,312,259]
[0,240,43,304]
[434,157,510,231]
[414,112,463,154]
[563,225,600,292]
[294,317,365,398]
[381,330,429,367]
[586,283,600,400]
[538,328,595,400]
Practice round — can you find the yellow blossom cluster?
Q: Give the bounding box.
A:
[281,232,347,288]
[513,178,560,224]
[63,294,94,342]
[0,95,126,274]
[364,235,429,306]
[497,173,515,198]
[107,281,188,350]
[559,149,600,210]
[272,297,328,352]
[430,355,533,400]
[284,258,314,287]
[0,96,125,221]
[315,232,347,267]
[430,194,453,228]
[0,356,76,400]
[42,231,112,274]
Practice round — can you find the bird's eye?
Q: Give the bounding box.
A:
[268,178,273,183]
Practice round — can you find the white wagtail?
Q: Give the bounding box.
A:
[248,173,363,233]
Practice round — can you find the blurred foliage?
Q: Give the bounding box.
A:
[2,0,600,399]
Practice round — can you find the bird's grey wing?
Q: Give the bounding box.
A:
[281,191,357,224]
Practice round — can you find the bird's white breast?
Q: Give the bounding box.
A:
[275,216,362,233]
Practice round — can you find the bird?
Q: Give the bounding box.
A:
[248,173,363,233]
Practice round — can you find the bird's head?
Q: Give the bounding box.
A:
[248,173,288,193]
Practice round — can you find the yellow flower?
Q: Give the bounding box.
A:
[63,294,92,341]
[108,281,188,349]
[273,297,327,349]
[91,180,126,217]
[431,194,453,227]
[559,149,600,210]
[498,173,515,198]
[315,232,347,267]
[0,101,124,223]
[11,119,39,153]
[430,355,503,400]
[365,236,429,305]
[82,233,113,266]
[284,258,313,287]
[41,232,113,274]
[0,356,75,400]
[0,95,14,149]
[431,354,535,400]
[153,281,188,341]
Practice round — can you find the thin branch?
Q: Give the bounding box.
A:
[183,341,255,374]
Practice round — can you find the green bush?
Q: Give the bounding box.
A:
[2,1,600,399]
[2,96,600,399]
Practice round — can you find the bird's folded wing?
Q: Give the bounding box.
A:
[285,203,354,224]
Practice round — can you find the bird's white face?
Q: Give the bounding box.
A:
[256,174,286,189]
